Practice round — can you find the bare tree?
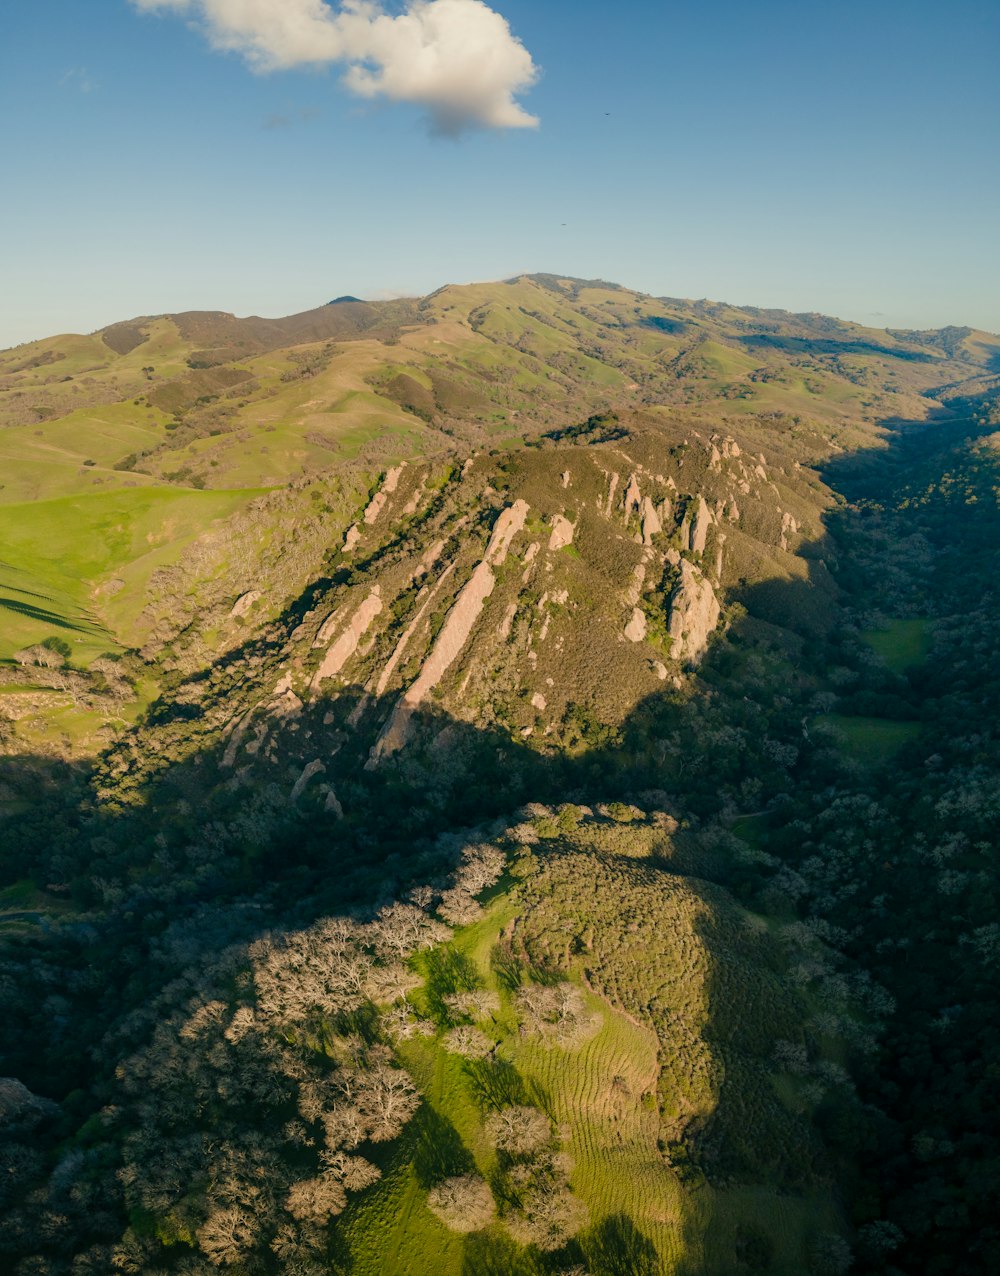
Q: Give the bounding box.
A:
[485,1105,551,1156]
[196,1205,257,1266]
[455,843,506,894]
[382,1002,435,1041]
[426,1174,495,1233]
[443,989,500,1021]
[505,1182,588,1252]
[285,1174,348,1223]
[437,887,483,926]
[371,902,451,959]
[318,1149,381,1192]
[353,1064,421,1142]
[442,1024,493,1058]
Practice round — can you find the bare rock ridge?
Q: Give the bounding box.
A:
[374,562,457,698]
[369,500,530,764]
[212,416,830,796]
[311,588,384,690]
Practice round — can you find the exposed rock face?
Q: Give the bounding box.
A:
[640,497,661,546]
[315,606,345,647]
[499,601,518,641]
[414,538,446,581]
[230,590,261,618]
[311,588,383,689]
[290,758,325,802]
[402,471,426,516]
[780,511,799,551]
[270,688,304,720]
[342,523,361,554]
[548,514,575,551]
[363,464,405,526]
[370,501,530,763]
[604,472,620,517]
[221,706,255,768]
[624,607,648,643]
[689,496,712,555]
[625,559,648,608]
[374,563,457,697]
[668,560,720,664]
[623,473,642,520]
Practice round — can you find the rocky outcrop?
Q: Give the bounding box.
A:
[499,601,518,641]
[548,514,575,551]
[624,607,647,643]
[689,496,712,555]
[402,474,425,516]
[374,563,457,697]
[668,560,720,664]
[290,758,325,803]
[230,590,261,618]
[640,497,661,546]
[413,538,446,581]
[603,472,620,517]
[363,464,405,526]
[311,588,383,690]
[370,501,529,764]
[221,706,255,769]
[780,511,799,551]
[623,473,642,520]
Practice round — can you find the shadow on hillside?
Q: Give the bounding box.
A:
[0,595,94,631]
[736,332,936,362]
[1,388,996,1272]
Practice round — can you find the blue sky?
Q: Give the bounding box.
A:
[1,0,998,348]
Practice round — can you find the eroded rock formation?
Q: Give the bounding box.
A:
[668,560,720,663]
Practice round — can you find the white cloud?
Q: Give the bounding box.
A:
[132,0,539,134]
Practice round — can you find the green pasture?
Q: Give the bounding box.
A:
[861,619,931,673]
[0,485,261,658]
[818,713,921,766]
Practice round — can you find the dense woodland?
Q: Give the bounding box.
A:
[1,287,999,1274]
